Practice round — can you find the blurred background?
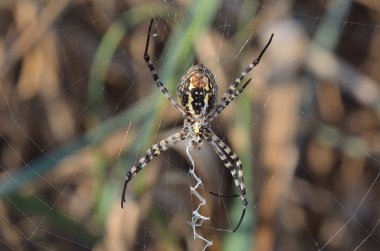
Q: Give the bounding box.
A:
[1,0,380,250]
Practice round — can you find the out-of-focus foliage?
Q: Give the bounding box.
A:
[0,0,380,251]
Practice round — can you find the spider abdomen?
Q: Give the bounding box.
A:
[177,64,217,116]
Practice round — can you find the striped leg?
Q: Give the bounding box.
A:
[204,129,247,232]
[220,33,273,100]
[144,19,188,118]
[204,129,247,206]
[213,33,273,118]
[206,78,251,123]
[121,129,188,208]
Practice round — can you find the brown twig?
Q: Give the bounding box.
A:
[0,0,72,79]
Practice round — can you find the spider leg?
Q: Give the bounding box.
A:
[203,129,247,232]
[222,33,273,99]
[207,78,251,123]
[143,19,189,119]
[121,129,188,208]
[209,33,273,121]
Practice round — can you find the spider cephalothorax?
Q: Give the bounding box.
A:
[177,64,218,116]
[183,119,205,149]
[121,18,273,233]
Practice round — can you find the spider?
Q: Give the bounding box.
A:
[121,19,273,232]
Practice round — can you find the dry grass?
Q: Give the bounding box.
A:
[0,0,380,251]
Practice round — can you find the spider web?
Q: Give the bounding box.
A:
[1,0,380,251]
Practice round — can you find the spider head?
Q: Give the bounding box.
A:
[190,129,203,149]
[177,64,218,117]
[184,120,204,149]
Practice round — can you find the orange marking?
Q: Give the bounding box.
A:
[190,73,208,88]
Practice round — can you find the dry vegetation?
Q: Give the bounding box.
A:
[0,0,380,251]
